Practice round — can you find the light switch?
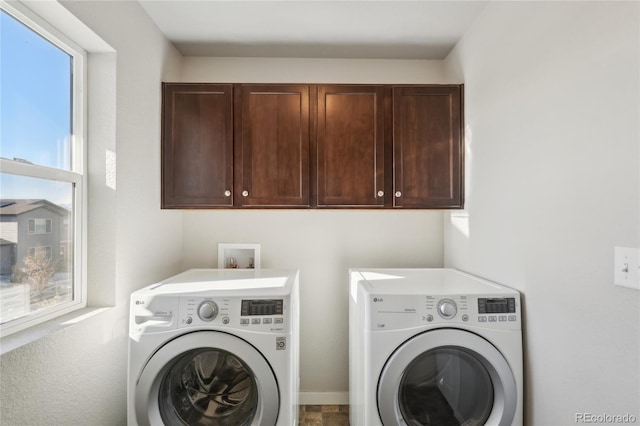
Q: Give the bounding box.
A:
[614,247,640,290]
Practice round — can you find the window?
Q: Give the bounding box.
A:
[28,219,53,235]
[0,2,86,336]
[28,246,52,260]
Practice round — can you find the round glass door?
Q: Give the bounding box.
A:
[398,347,493,425]
[378,329,517,426]
[135,332,279,426]
[159,348,258,426]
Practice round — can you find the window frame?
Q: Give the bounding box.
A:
[0,0,87,337]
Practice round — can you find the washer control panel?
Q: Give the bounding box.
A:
[476,297,518,324]
[178,296,288,332]
[241,299,283,316]
[368,293,520,331]
[478,297,516,313]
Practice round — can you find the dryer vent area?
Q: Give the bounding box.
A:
[299,405,349,425]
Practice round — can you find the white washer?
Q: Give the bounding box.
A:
[128,269,299,426]
[349,268,523,426]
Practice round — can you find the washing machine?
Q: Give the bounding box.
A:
[128,268,299,426]
[349,268,523,426]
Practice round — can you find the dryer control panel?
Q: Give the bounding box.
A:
[366,293,521,331]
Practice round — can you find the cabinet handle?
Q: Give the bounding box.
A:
[395,191,402,198]
[377,190,384,197]
[242,190,249,197]
[224,190,231,197]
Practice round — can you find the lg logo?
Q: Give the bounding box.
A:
[373,297,384,303]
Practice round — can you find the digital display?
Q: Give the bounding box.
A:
[478,298,516,314]
[241,299,283,316]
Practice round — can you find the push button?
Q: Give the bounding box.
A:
[251,318,261,325]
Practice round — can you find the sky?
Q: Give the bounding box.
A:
[0,8,74,207]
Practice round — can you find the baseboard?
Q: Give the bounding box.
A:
[299,392,349,405]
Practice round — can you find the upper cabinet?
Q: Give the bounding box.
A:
[161,83,464,210]
[316,85,385,207]
[392,85,464,208]
[162,83,233,208]
[236,84,310,207]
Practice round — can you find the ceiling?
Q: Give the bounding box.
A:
[138,1,489,60]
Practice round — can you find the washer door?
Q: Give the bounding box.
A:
[378,329,517,426]
[135,331,279,426]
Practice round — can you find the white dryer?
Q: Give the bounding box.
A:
[349,268,523,426]
[128,269,299,426]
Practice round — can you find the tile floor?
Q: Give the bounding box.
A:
[299,405,349,425]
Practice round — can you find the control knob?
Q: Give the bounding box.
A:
[437,299,457,319]
[198,301,219,322]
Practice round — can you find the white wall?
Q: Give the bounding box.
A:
[0,1,184,424]
[182,56,446,84]
[444,2,640,424]
[180,57,448,402]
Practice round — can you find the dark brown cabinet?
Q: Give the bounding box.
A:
[392,85,463,208]
[162,83,233,208]
[162,83,310,208]
[236,85,310,207]
[161,82,464,210]
[316,85,386,207]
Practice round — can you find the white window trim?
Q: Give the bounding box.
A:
[0,0,87,337]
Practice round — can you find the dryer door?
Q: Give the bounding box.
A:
[134,331,279,426]
[378,329,517,426]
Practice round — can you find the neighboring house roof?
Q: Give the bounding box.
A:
[0,238,16,246]
[0,199,69,217]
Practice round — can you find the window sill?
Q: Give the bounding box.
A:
[0,307,113,355]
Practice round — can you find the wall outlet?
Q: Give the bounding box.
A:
[614,247,640,290]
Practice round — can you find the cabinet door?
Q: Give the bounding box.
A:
[317,85,385,207]
[393,86,464,208]
[162,84,233,208]
[237,85,310,207]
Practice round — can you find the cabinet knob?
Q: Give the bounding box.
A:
[395,191,402,198]
[242,190,249,197]
[377,190,384,197]
[224,190,231,197]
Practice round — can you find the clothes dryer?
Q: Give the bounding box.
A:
[349,268,523,426]
[128,269,299,426]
